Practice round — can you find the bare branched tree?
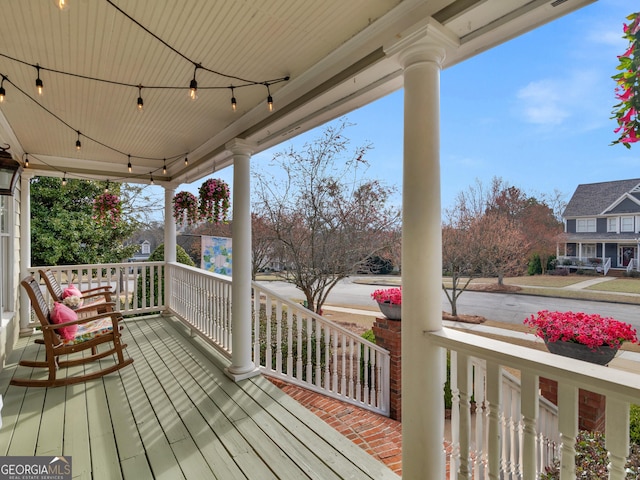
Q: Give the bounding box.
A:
[253,121,401,313]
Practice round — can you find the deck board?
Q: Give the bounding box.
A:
[0,315,400,480]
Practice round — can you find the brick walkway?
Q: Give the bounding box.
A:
[269,379,404,476]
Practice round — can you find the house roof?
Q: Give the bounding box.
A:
[0,0,594,187]
[563,179,640,218]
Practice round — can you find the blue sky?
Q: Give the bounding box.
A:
[176,0,636,216]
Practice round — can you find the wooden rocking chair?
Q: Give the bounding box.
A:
[11,275,133,388]
[39,268,113,306]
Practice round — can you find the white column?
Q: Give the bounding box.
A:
[19,172,33,334]
[386,21,456,478]
[164,184,177,311]
[225,139,259,381]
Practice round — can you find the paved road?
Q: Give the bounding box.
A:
[257,278,640,331]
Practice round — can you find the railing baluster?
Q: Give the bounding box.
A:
[265,296,272,372]
[295,313,302,380]
[605,398,630,480]
[557,383,577,480]
[450,350,460,480]
[276,300,284,375]
[521,371,539,479]
[457,352,472,480]
[486,360,502,480]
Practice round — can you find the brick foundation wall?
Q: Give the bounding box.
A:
[372,316,402,421]
[539,377,606,432]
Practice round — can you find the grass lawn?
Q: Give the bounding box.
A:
[585,277,640,293]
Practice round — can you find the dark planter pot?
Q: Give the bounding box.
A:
[544,339,618,366]
[377,302,401,320]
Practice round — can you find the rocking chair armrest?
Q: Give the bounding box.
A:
[80,285,113,294]
[80,291,113,302]
[74,301,116,314]
[42,309,124,331]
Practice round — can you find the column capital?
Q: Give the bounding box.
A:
[385,18,458,69]
[225,138,256,156]
[21,171,34,181]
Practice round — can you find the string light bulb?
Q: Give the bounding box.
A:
[24,154,29,168]
[127,155,132,173]
[62,173,67,186]
[184,156,188,166]
[230,86,237,112]
[266,83,273,112]
[137,85,144,111]
[75,130,81,150]
[149,172,154,185]
[0,76,5,103]
[189,64,199,100]
[35,65,43,95]
[104,180,109,193]
[162,160,167,175]
[55,0,70,11]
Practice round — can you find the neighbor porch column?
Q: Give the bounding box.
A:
[164,184,177,311]
[225,139,259,381]
[19,172,33,334]
[386,21,457,479]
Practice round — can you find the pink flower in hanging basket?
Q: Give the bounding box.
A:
[173,191,199,226]
[93,192,121,227]
[199,178,230,223]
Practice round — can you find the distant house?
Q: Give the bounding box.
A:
[129,240,152,262]
[559,178,640,275]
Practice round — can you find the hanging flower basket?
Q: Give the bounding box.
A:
[611,12,640,148]
[173,191,199,226]
[199,178,230,223]
[93,192,121,228]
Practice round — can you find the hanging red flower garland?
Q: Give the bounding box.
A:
[198,178,230,223]
[612,12,640,148]
[93,193,122,228]
[172,191,200,226]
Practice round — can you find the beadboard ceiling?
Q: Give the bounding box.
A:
[0,0,595,186]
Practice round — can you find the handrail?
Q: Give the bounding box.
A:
[432,327,639,479]
[165,262,390,416]
[252,282,390,416]
[27,262,166,317]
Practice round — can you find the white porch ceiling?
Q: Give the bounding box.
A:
[0,0,595,186]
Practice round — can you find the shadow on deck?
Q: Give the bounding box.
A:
[0,315,399,480]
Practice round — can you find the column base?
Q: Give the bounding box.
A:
[225,364,261,382]
[19,327,34,337]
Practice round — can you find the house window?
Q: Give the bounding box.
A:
[621,216,634,232]
[607,217,618,232]
[582,244,596,258]
[0,196,11,312]
[576,218,596,233]
[141,242,150,255]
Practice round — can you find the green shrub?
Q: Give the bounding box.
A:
[631,404,640,446]
[540,430,640,479]
[255,305,326,382]
[134,243,194,309]
[528,254,542,275]
[361,329,375,344]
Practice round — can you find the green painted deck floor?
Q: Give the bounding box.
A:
[0,315,399,480]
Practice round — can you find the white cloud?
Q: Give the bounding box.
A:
[516,69,605,129]
[517,79,570,125]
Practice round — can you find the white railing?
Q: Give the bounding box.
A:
[252,282,390,416]
[603,256,612,275]
[448,355,558,479]
[168,263,233,356]
[433,328,640,480]
[166,263,390,416]
[627,258,638,273]
[28,262,166,317]
[556,256,610,274]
